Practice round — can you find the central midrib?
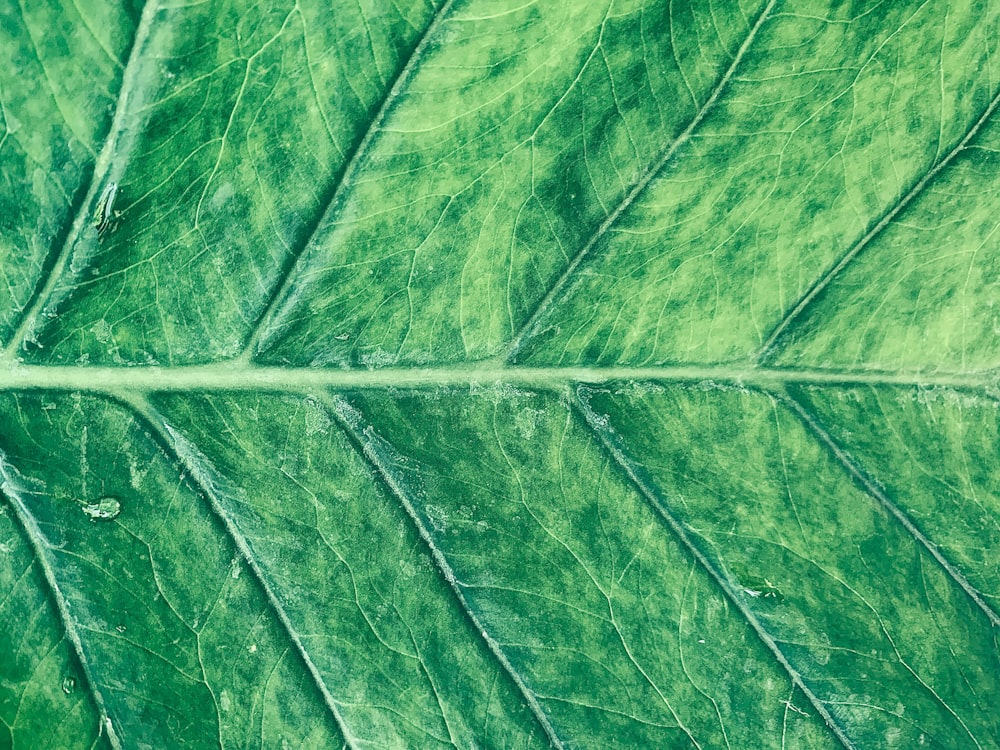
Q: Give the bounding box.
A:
[0,363,992,392]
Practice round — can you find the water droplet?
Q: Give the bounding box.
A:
[61,676,76,694]
[114,624,126,633]
[81,496,121,522]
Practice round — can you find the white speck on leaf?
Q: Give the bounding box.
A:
[304,399,331,435]
[91,319,112,344]
[81,496,121,521]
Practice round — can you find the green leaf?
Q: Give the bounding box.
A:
[2,1,999,748]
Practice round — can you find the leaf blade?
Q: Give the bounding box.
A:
[343,385,845,748]
[150,390,552,749]
[0,393,344,747]
[584,382,1000,747]
[3,0,1000,746]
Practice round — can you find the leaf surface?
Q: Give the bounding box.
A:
[2,1,999,748]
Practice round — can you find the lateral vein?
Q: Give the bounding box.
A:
[0,463,124,750]
[780,391,1000,629]
[241,0,460,361]
[504,0,777,363]
[572,390,857,750]
[124,395,362,750]
[3,0,159,360]
[758,73,1000,360]
[324,393,567,750]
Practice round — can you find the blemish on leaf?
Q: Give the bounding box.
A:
[513,407,543,439]
[738,574,783,602]
[425,504,448,532]
[210,182,235,211]
[127,451,149,491]
[90,319,113,344]
[80,496,121,521]
[304,399,331,435]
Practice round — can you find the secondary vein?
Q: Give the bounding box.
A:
[324,392,567,750]
[780,391,1000,629]
[572,390,857,750]
[503,0,777,364]
[239,0,460,362]
[0,466,124,750]
[3,0,158,361]
[758,71,1000,361]
[125,394,361,750]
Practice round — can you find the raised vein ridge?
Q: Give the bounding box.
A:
[503,0,777,364]
[0,362,995,393]
[758,80,1000,361]
[780,391,1000,629]
[324,393,567,750]
[2,0,158,361]
[0,462,123,750]
[125,395,359,750]
[240,0,459,362]
[572,389,856,750]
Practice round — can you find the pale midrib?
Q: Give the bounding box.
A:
[0,363,993,392]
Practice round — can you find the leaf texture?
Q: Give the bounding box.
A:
[2,0,999,748]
